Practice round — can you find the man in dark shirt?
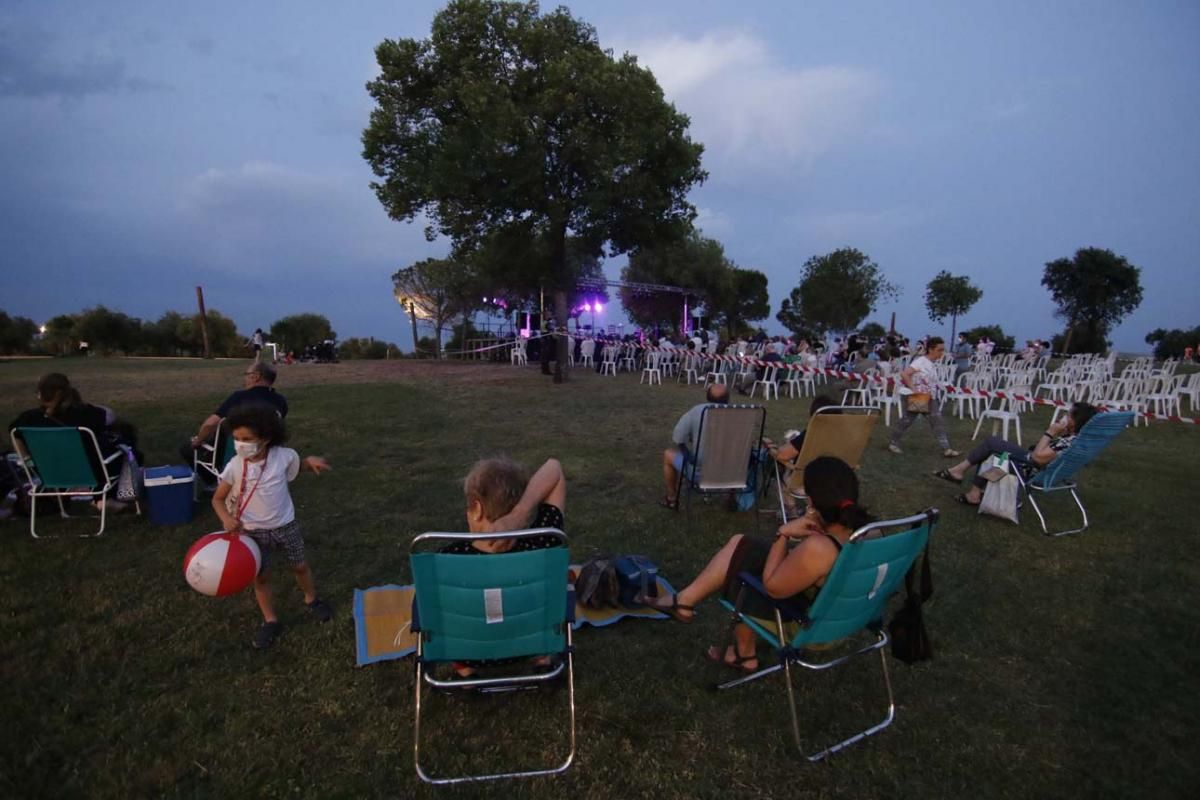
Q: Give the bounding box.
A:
[182,362,288,465]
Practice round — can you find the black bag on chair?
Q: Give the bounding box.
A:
[889,545,934,663]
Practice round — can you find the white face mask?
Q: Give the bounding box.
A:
[234,440,262,459]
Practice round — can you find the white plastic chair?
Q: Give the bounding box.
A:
[579,339,595,367]
[972,384,1029,444]
[510,339,527,366]
[640,350,663,385]
[599,345,618,376]
[750,365,780,400]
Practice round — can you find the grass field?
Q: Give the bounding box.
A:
[1,357,1197,799]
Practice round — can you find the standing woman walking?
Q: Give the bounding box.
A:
[887,336,959,457]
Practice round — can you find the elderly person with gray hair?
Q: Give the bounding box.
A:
[181,362,289,472]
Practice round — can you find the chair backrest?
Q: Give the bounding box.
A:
[690,404,766,490]
[410,529,570,663]
[580,339,595,358]
[13,427,106,489]
[794,510,937,647]
[787,407,879,494]
[1031,411,1134,488]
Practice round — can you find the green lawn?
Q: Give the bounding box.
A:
[1,357,1197,799]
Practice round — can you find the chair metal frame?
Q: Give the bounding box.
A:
[716,509,938,761]
[12,426,124,538]
[192,418,233,501]
[409,528,576,785]
[677,404,767,533]
[1014,410,1134,537]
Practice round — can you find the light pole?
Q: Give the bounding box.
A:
[395,293,421,357]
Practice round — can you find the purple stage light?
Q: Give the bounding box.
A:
[582,303,591,312]
[594,301,603,312]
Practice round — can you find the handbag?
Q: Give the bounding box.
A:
[115,445,143,502]
[905,392,931,414]
[979,473,1020,524]
[889,545,934,664]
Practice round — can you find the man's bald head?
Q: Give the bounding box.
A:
[706,384,729,404]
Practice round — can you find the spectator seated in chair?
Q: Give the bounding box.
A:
[659,383,730,510]
[182,361,288,479]
[933,402,1098,506]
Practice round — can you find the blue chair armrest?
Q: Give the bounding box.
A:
[736,571,810,622]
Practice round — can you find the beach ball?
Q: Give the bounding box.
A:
[183,532,262,597]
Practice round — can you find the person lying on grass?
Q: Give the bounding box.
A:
[439,456,567,678]
[211,404,332,650]
[638,456,873,673]
[933,401,1097,506]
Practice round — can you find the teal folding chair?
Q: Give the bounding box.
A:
[717,509,938,761]
[1016,410,1134,537]
[409,528,575,785]
[11,426,124,538]
[193,419,234,500]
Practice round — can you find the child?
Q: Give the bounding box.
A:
[212,404,332,649]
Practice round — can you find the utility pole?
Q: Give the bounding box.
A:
[195,286,212,359]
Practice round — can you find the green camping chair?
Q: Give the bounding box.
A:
[11,426,124,538]
[409,528,575,785]
[1016,410,1134,537]
[193,419,234,500]
[717,509,938,761]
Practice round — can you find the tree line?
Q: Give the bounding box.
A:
[0,306,398,360]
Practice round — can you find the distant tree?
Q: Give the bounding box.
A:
[338,337,397,359]
[924,271,982,343]
[778,248,899,338]
[859,321,888,341]
[392,258,471,359]
[269,314,335,354]
[43,314,77,356]
[620,233,731,332]
[962,324,1016,353]
[75,306,142,354]
[363,0,706,381]
[0,310,38,355]
[709,267,770,341]
[1145,326,1200,360]
[1042,247,1143,354]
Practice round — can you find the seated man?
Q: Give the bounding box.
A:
[182,362,288,473]
[934,402,1097,505]
[659,383,730,509]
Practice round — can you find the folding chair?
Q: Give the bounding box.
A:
[776,407,879,519]
[1015,410,1134,537]
[717,509,938,761]
[409,528,576,785]
[193,419,234,501]
[677,404,767,533]
[11,426,130,538]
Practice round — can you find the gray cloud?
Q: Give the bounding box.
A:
[0,26,166,98]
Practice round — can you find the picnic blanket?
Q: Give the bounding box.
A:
[353,569,678,667]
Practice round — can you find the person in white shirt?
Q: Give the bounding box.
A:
[212,404,332,649]
[887,337,959,457]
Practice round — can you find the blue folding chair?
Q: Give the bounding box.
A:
[717,509,938,761]
[1017,410,1134,537]
[11,426,125,538]
[409,528,575,785]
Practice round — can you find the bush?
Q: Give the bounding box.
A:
[338,338,398,359]
[1145,326,1200,360]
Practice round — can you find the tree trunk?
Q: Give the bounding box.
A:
[433,324,443,359]
[949,313,957,345]
[1062,321,1075,355]
[408,308,420,358]
[550,221,570,383]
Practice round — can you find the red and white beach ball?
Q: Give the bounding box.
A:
[183,532,262,597]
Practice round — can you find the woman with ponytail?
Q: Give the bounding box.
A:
[639,456,875,672]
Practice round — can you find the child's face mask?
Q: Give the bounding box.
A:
[234,440,262,459]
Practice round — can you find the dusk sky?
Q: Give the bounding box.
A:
[2,1,1197,352]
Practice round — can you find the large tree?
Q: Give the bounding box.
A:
[776,248,899,339]
[363,0,706,381]
[392,257,472,358]
[619,233,728,332]
[709,267,770,340]
[924,271,982,343]
[1042,247,1143,354]
[269,314,336,354]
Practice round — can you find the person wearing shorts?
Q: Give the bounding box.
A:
[660,383,729,510]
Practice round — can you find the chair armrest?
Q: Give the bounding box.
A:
[101,450,123,465]
[736,571,811,623]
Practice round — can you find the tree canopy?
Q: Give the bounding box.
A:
[776,248,899,338]
[924,271,982,343]
[1042,247,1143,353]
[619,233,726,332]
[269,314,336,353]
[1145,326,1200,360]
[363,0,706,379]
[392,257,478,358]
[709,267,770,340]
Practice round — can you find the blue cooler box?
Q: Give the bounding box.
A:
[143,465,195,525]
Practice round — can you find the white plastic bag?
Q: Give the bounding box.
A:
[979,474,1020,524]
[980,452,1011,482]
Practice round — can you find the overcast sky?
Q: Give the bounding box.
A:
[2,0,1197,352]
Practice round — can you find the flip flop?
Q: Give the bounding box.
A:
[933,468,961,485]
[635,591,695,623]
[954,494,981,507]
[705,645,759,673]
[657,496,679,511]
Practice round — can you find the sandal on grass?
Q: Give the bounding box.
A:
[932,468,961,485]
[954,494,981,507]
[253,620,283,650]
[657,496,679,511]
[635,591,695,623]
[705,645,759,673]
